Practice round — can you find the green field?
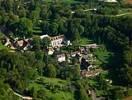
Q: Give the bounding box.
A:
[93,47,114,65]
[28,77,74,100]
[0,42,8,50]
[79,37,94,45]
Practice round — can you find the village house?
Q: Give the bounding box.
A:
[3,36,32,51]
[56,53,66,62]
[4,37,10,46]
[55,50,82,63]
[81,69,101,77]
[40,34,71,48]
[47,47,54,55]
[70,51,81,57]
[40,34,71,55]
[3,34,70,53]
[3,37,16,50]
[15,39,31,50]
[50,35,65,48]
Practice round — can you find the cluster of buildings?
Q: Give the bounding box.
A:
[2,34,71,52]
[40,34,71,55]
[40,34,70,48]
[54,44,99,63]
[3,36,31,51]
[2,34,101,77]
[51,43,101,77]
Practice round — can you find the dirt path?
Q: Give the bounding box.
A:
[9,88,33,100]
[71,8,132,17]
[115,12,132,17]
[91,90,96,100]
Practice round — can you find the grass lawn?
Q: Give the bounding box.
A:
[79,37,94,46]
[32,26,42,35]
[28,77,74,100]
[93,47,114,65]
[0,42,9,50]
[36,76,68,86]
[88,79,98,87]
[96,90,106,97]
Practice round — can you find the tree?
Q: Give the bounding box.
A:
[0,80,19,100]
[57,18,67,34]
[74,81,89,100]
[79,88,89,100]
[35,51,45,76]
[36,89,48,100]
[49,22,59,36]
[17,7,26,17]
[110,87,125,100]
[11,18,33,38]
[31,36,41,51]
[2,0,14,12]
[124,48,132,67]
[30,7,40,24]
[97,74,106,90]
[66,19,84,42]
[73,65,80,80]
[35,51,44,61]
[40,5,51,19]
[41,37,51,49]
[122,66,132,86]
[41,20,50,34]
[44,64,56,78]
[126,88,132,96]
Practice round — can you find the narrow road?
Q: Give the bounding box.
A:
[115,12,132,17]
[71,8,132,17]
[91,90,96,100]
[9,88,33,100]
[71,8,97,14]
[90,12,132,17]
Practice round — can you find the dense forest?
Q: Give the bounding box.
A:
[0,0,132,100]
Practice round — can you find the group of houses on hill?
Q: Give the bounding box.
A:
[54,44,99,63]
[40,34,71,55]
[3,36,31,51]
[51,42,101,77]
[2,34,71,52]
[2,34,101,77]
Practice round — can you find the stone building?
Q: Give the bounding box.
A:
[50,35,64,48]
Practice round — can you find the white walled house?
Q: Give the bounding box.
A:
[50,35,64,48]
[56,54,66,62]
[40,34,49,39]
[48,47,54,55]
[40,35,67,48]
